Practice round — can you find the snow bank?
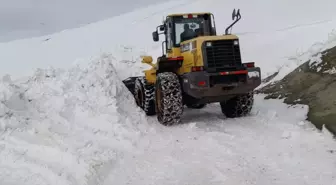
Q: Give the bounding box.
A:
[0,54,148,185]
[258,29,336,89]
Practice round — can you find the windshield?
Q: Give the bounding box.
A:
[174,17,209,45]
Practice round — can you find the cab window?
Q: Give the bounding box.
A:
[173,15,211,46]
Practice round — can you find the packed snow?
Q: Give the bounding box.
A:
[0,55,151,185]
[104,98,336,185]
[324,67,336,74]
[0,0,336,184]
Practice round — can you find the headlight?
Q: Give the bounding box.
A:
[233,40,239,45]
[206,42,212,47]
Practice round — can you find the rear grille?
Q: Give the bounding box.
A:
[203,39,242,72]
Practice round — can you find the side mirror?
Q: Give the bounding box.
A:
[152,31,159,42]
[141,56,153,64]
[232,9,236,20]
[232,9,241,20]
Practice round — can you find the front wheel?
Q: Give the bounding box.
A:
[155,72,183,126]
[220,92,254,118]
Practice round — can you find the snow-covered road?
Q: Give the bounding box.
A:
[104,96,336,185]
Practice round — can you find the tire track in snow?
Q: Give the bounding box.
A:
[101,95,336,185]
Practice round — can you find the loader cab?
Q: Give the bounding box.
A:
[152,13,217,55]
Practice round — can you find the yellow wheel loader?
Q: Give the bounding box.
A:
[123,9,261,126]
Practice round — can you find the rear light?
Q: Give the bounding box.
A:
[167,56,183,61]
[219,70,248,75]
[244,62,255,68]
[191,66,204,72]
[198,81,206,86]
[183,14,197,18]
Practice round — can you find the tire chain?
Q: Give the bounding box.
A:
[235,92,254,116]
[156,72,183,125]
[134,78,142,107]
[221,92,254,117]
[134,76,155,115]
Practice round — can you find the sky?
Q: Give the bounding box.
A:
[0,0,167,42]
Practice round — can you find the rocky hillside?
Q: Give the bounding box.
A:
[257,45,336,136]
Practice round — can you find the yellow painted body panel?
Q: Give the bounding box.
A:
[167,47,193,74]
[144,67,157,84]
[142,34,239,84]
[188,34,238,68]
[178,50,195,74]
[167,47,181,57]
[177,34,239,74]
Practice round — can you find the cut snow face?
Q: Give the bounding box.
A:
[0,55,149,185]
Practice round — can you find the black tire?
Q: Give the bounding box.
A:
[186,103,206,109]
[155,72,183,126]
[134,77,156,116]
[220,92,254,118]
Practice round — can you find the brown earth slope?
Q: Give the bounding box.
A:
[257,45,336,136]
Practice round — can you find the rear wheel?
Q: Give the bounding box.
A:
[155,72,183,126]
[134,77,156,115]
[220,92,254,118]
